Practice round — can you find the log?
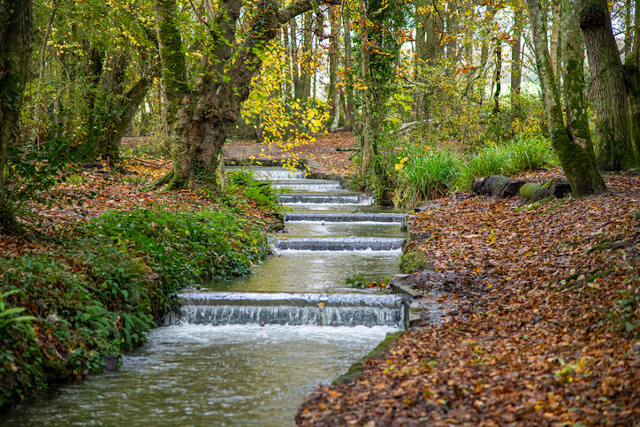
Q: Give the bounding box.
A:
[471,175,526,198]
[519,179,572,203]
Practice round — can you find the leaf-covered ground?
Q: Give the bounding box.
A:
[224,131,356,176]
[3,158,273,258]
[297,171,640,426]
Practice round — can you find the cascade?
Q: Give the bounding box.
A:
[2,164,408,425]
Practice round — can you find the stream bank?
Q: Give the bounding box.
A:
[2,163,410,424]
[0,175,281,410]
[295,171,640,425]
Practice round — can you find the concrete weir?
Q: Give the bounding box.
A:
[285,212,405,223]
[171,292,409,329]
[273,237,404,251]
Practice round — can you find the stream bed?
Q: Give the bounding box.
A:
[1,167,405,426]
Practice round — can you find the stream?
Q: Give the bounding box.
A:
[2,166,406,426]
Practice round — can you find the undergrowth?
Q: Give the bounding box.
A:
[0,171,280,408]
[392,136,558,206]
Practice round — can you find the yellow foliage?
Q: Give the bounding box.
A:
[241,41,329,170]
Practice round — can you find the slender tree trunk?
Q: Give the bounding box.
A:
[580,0,638,170]
[282,23,292,98]
[511,4,522,106]
[525,0,606,196]
[359,0,373,180]
[0,0,33,235]
[290,18,302,99]
[493,39,502,113]
[480,39,489,105]
[302,11,312,101]
[622,0,632,60]
[445,1,457,58]
[342,3,354,127]
[624,2,640,156]
[327,6,340,123]
[550,0,562,77]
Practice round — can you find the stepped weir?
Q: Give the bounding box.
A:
[2,164,408,426]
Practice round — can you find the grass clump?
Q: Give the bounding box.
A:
[392,136,558,205]
[399,252,432,274]
[399,149,459,204]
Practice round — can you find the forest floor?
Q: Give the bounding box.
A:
[224,131,356,176]
[227,133,640,424]
[296,170,640,425]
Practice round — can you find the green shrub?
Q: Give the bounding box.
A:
[223,169,282,210]
[84,208,270,289]
[0,206,272,408]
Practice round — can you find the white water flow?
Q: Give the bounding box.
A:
[2,166,406,426]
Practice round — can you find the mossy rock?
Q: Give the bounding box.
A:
[399,252,432,274]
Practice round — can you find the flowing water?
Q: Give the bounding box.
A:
[2,167,406,426]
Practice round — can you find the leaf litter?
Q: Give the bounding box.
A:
[296,170,640,426]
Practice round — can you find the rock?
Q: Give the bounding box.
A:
[103,356,120,372]
[45,313,59,324]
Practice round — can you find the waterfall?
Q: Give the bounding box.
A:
[169,292,408,329]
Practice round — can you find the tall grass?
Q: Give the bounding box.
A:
[394,136,558,204]
[509,135,557,172]
[399,150,459,204]
[456,144,513,189]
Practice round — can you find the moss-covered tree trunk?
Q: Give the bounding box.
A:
[0,0,33,235]
[342,4,355,128]
[359,0,373,180]
[624,3,640,157]
[562,0,597,161]
[525,0,606,196]
[579,0,638,170]
[102,76,153,165]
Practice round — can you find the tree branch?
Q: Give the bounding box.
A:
[277,0,340,25]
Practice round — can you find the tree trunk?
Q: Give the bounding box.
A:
[290,17,302,99]
[327,6,340,123]
[624,2,640,157]
[511,4,522,105]
[493,39,502,113]
[471,175,526,198]
[282,22,293,98]
[480,39,489,105]
[302,11,313,101]
[525,0,606,196]
[445,1,457,58]
[580,0,638,170]
[0,0,33,235]
[550,0,562,77]
[155,0,338,190]
[342,3,354,127]
[104,77,153,164]
[562,0,596,161]
[359,0,373,180]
